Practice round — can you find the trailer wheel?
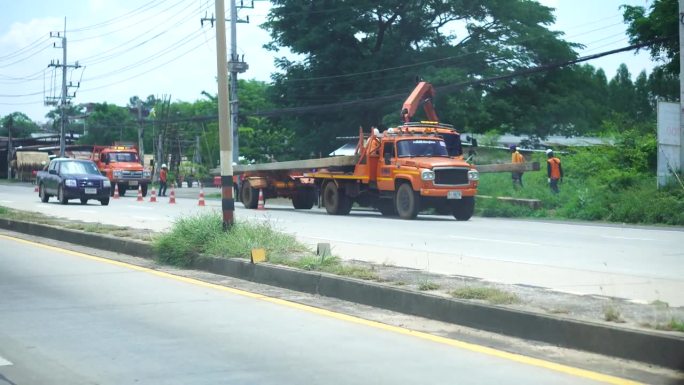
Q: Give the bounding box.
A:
[241,181,259,209]
[395,183,420,219]
[292,187,315,210]
[452,196,474,221]
[323,182,352,215]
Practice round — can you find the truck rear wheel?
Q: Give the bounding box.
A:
[395,183,420,220]
[323,182,352,215]
[292,187,315,210]
[241,181,259,209]
[452,196,475,221]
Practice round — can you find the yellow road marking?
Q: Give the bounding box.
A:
[0,234,643,385]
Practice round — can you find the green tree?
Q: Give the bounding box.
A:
[623,0,678,74]
[80,103,136,145]
[263,0,578,154]
[0,112,40,138]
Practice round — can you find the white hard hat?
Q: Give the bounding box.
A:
[161,163,167,168]
[545,149,553,155]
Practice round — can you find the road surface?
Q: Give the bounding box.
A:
[1,183,683,305]
[0,234,635,385]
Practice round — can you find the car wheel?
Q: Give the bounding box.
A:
[80,198,88,205]
[39,184,49,203]
[58,185,68,205]
[100,198,110,206]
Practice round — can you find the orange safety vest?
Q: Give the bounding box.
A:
[512,151,524,164]
[547,157,561,179]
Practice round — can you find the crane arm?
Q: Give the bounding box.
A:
[400,81,439,123]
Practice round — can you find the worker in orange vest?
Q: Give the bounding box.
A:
[510,145,524,188]
[546,149,563,193]
[159,164,168,196]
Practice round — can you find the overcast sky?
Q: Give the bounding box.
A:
[0,0,658,123]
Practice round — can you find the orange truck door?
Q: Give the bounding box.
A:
[377,142,395,191]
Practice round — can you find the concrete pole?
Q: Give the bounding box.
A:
[137,100,145,167]
[229,0,239,165]
[215,0,234,229]
[60,18,67,158]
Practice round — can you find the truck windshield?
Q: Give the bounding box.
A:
[108,152,140,162]
[396,139,449,158]
[61,161,100,175]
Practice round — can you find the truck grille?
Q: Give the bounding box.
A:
[434,168,469,186]
[78,180,101,188]
[121,170,143,179]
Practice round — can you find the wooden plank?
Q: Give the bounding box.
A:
[476,162,540,173]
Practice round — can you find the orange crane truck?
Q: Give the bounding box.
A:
[235,81,479,220]
[91,144,152,197]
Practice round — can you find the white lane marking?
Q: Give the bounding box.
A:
[601,235,656,242]
[0,355,12,366]
[449,235,540,247]
[0,200,13,203]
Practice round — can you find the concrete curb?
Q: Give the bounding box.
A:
[2,218,683,370]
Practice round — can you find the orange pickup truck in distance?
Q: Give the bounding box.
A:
[91,145,151,197]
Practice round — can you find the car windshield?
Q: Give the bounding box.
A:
[396,139,449,158]
[108,152,139,162]
[61,161,100,175]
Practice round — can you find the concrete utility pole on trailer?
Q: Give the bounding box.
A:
[215,0,235,229]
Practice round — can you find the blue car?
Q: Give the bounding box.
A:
[37,158,112,205]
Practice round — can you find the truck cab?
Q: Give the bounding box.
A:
[91,145,151,197]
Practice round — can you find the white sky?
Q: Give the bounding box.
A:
[0,0,658,123]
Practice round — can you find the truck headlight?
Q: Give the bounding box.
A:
[468,170,479,181]
[113,170,122,179]
[103,180,111,188]
[65,179,77,187]
[421,170,435,181]
[143,170,151,178]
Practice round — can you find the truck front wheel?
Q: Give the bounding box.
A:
[141,184,148,197]
[395,183,420,220]
[241,181,259,209]
[323,182,352,215]
[39,184,49,203]
[452,196,475,221]
[58,185,68,205]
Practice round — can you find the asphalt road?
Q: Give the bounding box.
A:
[0,235,628,385]
[1,183,683,305]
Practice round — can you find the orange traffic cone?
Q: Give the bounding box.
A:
[113,183,120,199]
[257,189,265,210]
[198,188,206,207]
[149,186,157,203]
[169,186,176,204]
[137,185,143,202]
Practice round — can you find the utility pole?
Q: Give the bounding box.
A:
[137,100,145,167]
[6,115,12,180]
[203,0,252,229]
[46,18,81,158]
[214,0,234,229]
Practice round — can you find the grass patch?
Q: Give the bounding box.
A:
[450,286,519,305]
[603,304,624,323]
[269,254,379,280]
[655,319,684,333]
[418,280,440,291]
[650,300,669,309]
[153,213,307,267]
